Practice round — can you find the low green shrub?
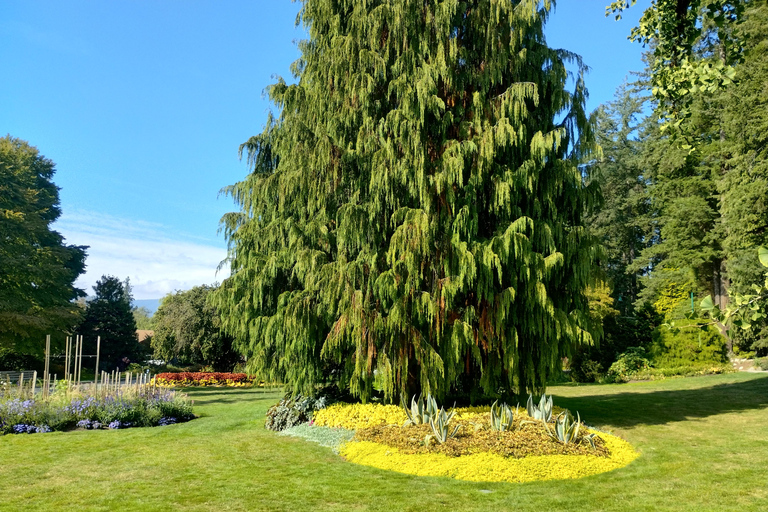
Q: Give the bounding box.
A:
[569,309,657,383]
[630,364,733,380]
[605,347,651,383]
[265,394,331,431]
[570,359,604,383]
[753,357,768,371]
[650,320,728,367]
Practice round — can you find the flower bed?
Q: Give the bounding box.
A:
[153,372,254,387]
[284,398,638,483]
[340,434,637,483]
[0,387,194,435]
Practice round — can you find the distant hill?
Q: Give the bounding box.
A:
[133,299,161,315]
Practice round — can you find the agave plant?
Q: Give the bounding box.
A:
[543,410,581,445]
[582,432,598,449]
[526,393,553,422]
[424,407,460,446]
[490,401,517,432]
[403,393,442,426]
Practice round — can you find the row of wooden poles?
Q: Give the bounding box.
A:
[33,334,102,398]
[8,334,151,398]
[4,368,154,399]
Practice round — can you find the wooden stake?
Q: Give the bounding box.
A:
[72,335,79,384]
[64,336,71,382]
[94,336,101,386]
[43,335,50,397]
[77,335,84,385]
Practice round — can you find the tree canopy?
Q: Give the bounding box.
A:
[607,0,745,134]
[212,0,600,402]
[0,135,87,355]
[151,285,239,371]
[589,2,768,357]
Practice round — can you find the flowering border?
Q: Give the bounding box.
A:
[153,372,255,387]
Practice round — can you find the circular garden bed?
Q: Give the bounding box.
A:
[277,397,638,483]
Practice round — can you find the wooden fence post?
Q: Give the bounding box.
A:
[43,335,51,398]
[64,336,71,383]
[77,335,84,386]
[94,336,101,387]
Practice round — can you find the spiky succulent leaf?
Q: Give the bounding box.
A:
[490,400,516,432]
[526,393,553,422]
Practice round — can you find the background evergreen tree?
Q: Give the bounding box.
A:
[573,84,657,381]
[0,135,87,356]
[630,2,768,354]
[716,2,768,353]
[132,306,154,330]
[78,275,143,371]
[588,83,651,313]
[213,0,600,401]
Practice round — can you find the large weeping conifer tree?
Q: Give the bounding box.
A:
[213,0,599,402]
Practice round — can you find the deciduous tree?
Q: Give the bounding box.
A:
[152,285,239,371]
[0,136,87,355]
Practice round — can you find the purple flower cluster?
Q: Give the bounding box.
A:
[11,424,50,434]
[1,399,35,416]
[157,417,177,426]
[65,396,99,416]
[77,419,103,430]
[3,386,192,435]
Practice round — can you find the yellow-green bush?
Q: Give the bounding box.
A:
[651,320,728,367]
[313,403,407,429]
[339,430,638,483]
[313,402,563,429]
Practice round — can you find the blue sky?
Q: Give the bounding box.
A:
[1,0,650,299]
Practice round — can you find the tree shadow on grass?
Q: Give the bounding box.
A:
[552,374,768,428]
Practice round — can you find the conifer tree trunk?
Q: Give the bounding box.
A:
[213,0,599,401]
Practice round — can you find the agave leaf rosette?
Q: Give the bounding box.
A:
[490,401,517,432]
[424,407,460,446]
[526,394,554,422]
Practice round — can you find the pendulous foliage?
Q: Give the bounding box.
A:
[213,0,600,402]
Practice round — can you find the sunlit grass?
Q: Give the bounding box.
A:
[1,373,766,511]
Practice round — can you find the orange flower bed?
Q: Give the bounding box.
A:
[153,372,254,387]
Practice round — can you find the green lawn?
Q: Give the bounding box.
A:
[2,373,767,511]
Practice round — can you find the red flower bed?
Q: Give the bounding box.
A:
[154,372,253,387]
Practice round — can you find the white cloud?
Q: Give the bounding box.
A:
[54,210,229,300]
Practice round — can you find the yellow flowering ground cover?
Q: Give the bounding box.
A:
[312,402,638,483]
[339,432,638,483]
[313,403,407,429]
[313,403,565,429]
